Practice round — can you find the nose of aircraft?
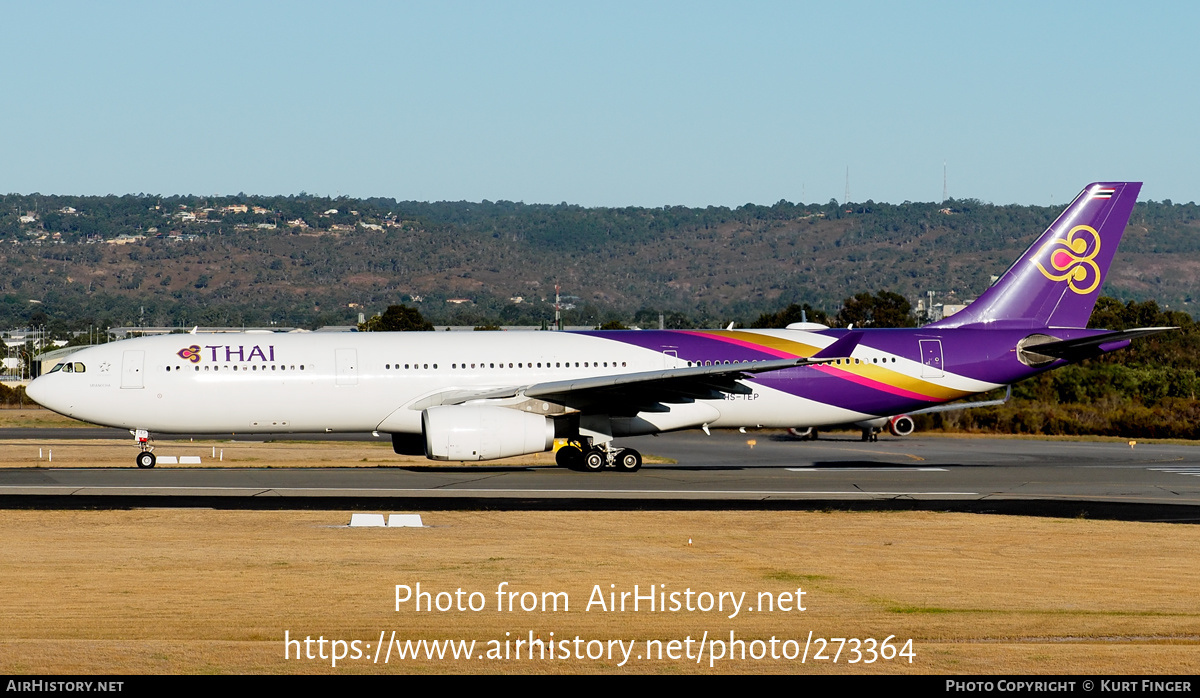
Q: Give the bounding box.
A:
[25,375,50,408]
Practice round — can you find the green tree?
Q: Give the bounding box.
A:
[359,305,434,332]
[835,291,915,328]
[750,303,829,328]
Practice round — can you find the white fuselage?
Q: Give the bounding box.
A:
[28,331,894,435]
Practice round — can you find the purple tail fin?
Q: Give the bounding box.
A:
[927,182,1142,330]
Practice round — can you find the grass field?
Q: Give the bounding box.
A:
[2,407,1198,674]
[1,508,1197,674]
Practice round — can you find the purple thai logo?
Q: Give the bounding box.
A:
[177,345,202,363]
[1034,224,1101,295]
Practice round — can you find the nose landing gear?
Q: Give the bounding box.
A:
[133,429,156,468]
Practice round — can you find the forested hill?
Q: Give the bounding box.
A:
[1,193,1197,331]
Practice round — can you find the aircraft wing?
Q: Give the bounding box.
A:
[908,385,1011,415]
[520,358,806,415]
[444,331,863,416]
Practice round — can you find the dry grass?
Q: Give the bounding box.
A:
[0,408,99,429]
[1,509,1197,674]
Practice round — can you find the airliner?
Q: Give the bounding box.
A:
[27,182,1171,471]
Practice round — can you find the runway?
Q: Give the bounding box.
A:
[2,431,1199,521]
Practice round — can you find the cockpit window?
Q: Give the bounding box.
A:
[73,362,86,373]
[48,363,64,373]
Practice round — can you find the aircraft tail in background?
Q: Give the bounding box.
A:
[927,182,1141,330]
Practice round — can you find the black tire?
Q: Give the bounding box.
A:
[617,448,642,472]
[136,452,156,469]
[556,445,583,469]
[583,449,606,472]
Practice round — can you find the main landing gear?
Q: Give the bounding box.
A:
[133,429,156,468]
[555,440,642,472]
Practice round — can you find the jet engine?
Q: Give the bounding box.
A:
[888,414,915,437]
[421,405,555,461]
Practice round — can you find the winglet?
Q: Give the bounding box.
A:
[811,331,863,360]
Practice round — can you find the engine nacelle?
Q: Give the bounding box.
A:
[888,414,915,437]
[422,405,555,461]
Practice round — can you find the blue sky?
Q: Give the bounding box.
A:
[1,1,1195,206]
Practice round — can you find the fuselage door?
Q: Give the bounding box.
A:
[121,350,145,389]
[335,349,358,386]
[919,339,944,378]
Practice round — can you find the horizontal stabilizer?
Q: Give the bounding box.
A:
[1030,327,1176,361]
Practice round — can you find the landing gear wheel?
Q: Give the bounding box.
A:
[556,445,584,470]
[583,449,606,472]
[617,448,642,472]
[136,451,156,469]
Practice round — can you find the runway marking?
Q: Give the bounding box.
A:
[786,467,946,472]
[0,485,979,497]
[808,446,925,461]
[1148,467,1200,477]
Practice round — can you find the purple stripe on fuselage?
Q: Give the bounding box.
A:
[810,364,937,401]
[674,330,801,358]
[573,327,1123,416]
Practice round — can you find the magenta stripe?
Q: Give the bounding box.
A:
[811,364,936,401]
[677,331,802,358]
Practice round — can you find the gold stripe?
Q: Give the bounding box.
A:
[701,330,971,401]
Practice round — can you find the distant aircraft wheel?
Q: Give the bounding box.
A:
[617,448,642,472]
[136,452,156,469]
[556,445,584,469]
[583,449,606,472]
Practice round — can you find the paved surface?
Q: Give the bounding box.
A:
[1,431,1198,520]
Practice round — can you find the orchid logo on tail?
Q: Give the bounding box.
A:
[1034,225,1101,295]
[177,345,202,363]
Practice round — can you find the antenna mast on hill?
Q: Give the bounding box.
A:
[943,161,948,203]
[555,284,561,331]
[844,166,850,205]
